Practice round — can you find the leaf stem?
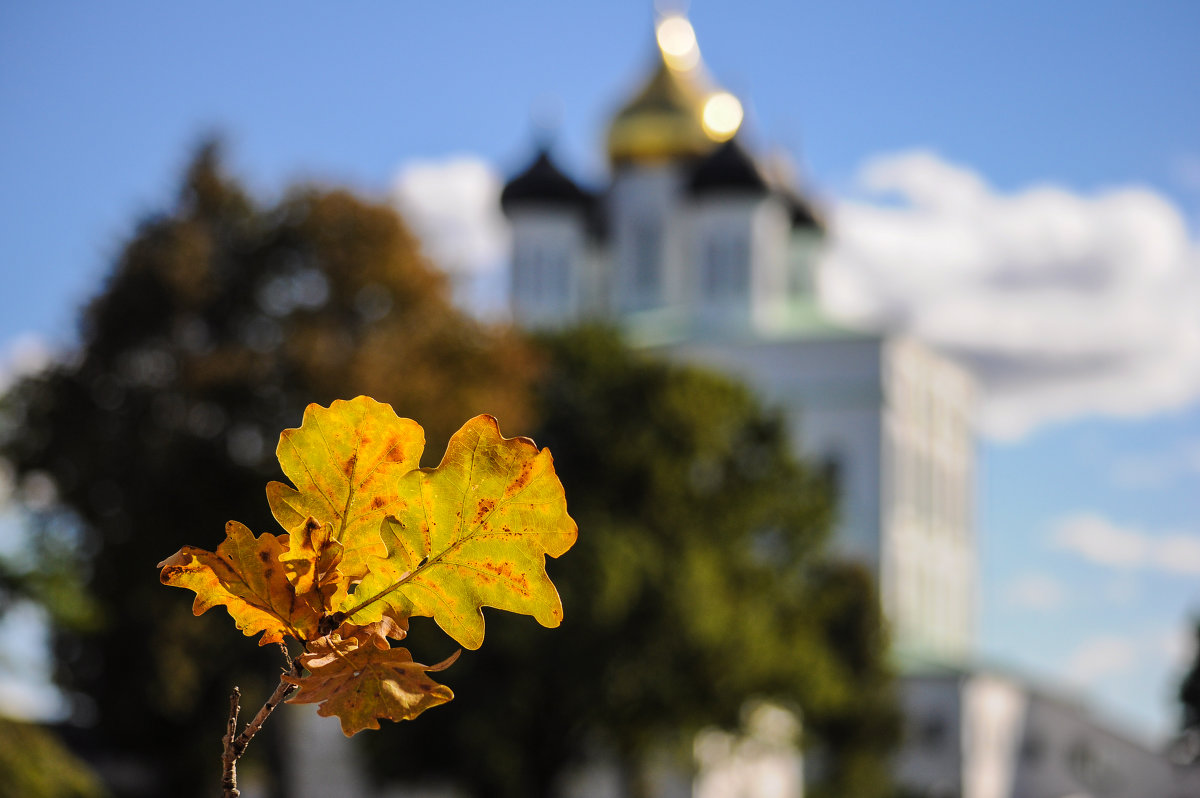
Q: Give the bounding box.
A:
[337,562,425,622]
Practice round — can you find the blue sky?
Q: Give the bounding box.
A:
[2,1,1199,741]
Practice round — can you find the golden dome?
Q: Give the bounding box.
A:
[606,15,742,166]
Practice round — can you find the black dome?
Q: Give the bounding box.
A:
[686,138,768,197]
[501,149,594,212]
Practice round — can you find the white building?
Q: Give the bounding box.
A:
[896,667,1198,798]
[500,13,975,667]
[497,13,1194,798]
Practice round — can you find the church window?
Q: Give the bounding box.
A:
[702,232,749,300]
[631,219,661,299]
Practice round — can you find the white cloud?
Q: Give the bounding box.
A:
[389,150,1200,435]
[391,155,510,276]
[1064,635,1139,686]
[391,156,511,317]
[1050,512,1200,574]
[821,150,1200,440]
[1004,572,1066,610]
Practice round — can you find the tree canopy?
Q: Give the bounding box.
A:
[362,326,899,798]
[2,143,897,798]
[0,142,537,798]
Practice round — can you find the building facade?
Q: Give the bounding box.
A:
[500,13,976,667]
[895,668,1197,798]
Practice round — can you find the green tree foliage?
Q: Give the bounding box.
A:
[363,327,899,798]
[0,142,537,798]
[0,719,109,798]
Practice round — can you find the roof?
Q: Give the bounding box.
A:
[686,138,769,197]
[778,187,824,232]
[500,148,595,212]
[686,139,826,233]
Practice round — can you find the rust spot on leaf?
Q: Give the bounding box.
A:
[371,496,386,510]
[479,560,531,595]
[160,565,185,583]
[506,459,535,498]
[258,550,272,563]
[473,499,496,525]
[343,453,357,477]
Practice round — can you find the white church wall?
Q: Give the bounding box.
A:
[660,335,887,571]
[747,198,793,334]
[508,207,589,326]
[884,338,976,663]
[684,195,759,330]
[609,165,687,313]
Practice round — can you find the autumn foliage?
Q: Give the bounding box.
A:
[158,396,576,736]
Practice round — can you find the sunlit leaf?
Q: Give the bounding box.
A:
[267,396,425,578]
[340,415,577,649]
[277,517,347,614]
[158,521,320,645]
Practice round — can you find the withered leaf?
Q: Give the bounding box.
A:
[340,414,577,650]
[267,396,425,579]
[285,633,459,736]
[158,521,320,645]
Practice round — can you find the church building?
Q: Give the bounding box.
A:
[500,12,976,668]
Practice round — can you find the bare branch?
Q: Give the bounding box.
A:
[230,661,303,763]
[220,687,242,798]
[218,649,303,797]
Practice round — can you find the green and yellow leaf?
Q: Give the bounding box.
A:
[267,396,425,579]
[340,414,577,649]
[158,521,321,645]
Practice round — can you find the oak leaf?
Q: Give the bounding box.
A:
[285,624,459,736]
[158,521,320,645]
[278,517,347,614]
[340,414,578,649]
[268,396,425,580]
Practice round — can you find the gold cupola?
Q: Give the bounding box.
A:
[607,14,744,167]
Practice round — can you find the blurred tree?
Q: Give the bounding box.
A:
[363,326,899,798]
[0,141,538,798]
[1179,619,1200,754]
[0,719,109,798]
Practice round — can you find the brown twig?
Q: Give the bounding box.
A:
[219,655,304,798]
[220,688,242,798]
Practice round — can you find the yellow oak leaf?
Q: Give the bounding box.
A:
[339,415,577,650]
[267,396,425,580]
[278,517,346,614]
[158,521,320,645]
[284,634,459,736]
